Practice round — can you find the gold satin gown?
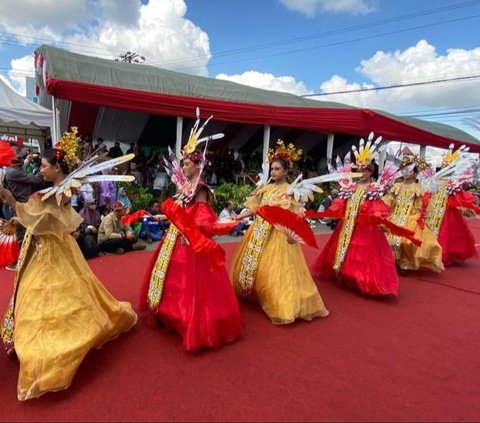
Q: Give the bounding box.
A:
[384,182,444,272]
[1,196,137,401]
[230,183,329,324]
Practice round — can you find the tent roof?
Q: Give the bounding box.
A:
[35,44,480,152]
[0,77,52,127]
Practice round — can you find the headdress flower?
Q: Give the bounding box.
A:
[56,126,81,172]
[267,139,302,165]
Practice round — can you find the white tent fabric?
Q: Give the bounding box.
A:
[0,78,52,128]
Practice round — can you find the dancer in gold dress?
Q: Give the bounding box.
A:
[383,154,444,273]
[231,141,329,324]
[0,128,137,401]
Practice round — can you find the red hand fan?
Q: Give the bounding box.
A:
[0,219,19,267]
[0,141,16,167]
[256,205,318,249]
[121,209,149,226]
[161,198,226,268]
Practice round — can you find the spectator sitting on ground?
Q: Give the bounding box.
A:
[117,186,132,212]
[73,223,100,260]
[97,201,146,254]
[79,200,102,229]
[219,201,246,236]
[139,200,168,243]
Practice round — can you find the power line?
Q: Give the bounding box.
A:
[199,13,480,71]
[302,74,480,97]
[0,1,479,69]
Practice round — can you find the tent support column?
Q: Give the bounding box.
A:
[175,116,183,158]
[52,96,59,146]
[262,125,270,163]
[419,145,426,158]
[326,133,334,164]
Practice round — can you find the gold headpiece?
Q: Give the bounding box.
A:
[267,139,302,164]
[441,143,469,167]
[55,126,81,172]
[351,132,382,168]
[399,154,429,171]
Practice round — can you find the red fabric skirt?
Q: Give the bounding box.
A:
[313,221,399,296]
[141,240,244,351]
[438,207,477,266]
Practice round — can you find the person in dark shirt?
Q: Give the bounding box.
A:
[3,152,46,270]
[139,200,168,243]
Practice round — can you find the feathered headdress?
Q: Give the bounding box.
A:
[55,126,82,172]
[181,107,224,160]
[163,108,224,205]
[267,139,303,165]
[351,132,382,170]
[441,143,470,167]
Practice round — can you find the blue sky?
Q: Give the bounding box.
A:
[1,0,480,147]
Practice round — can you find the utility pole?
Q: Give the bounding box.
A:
[115,51,145,64]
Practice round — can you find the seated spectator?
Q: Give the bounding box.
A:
[129,162,143,186]
[97,201,146,254]
[73,224,100,260]
[79,200,102,228]
[139,200,168,243]
[219,201,246,236]
[117,186,132,212]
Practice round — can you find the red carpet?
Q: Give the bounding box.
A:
[1,219,479,422]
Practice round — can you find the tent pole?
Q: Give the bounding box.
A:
[262,125,270,163]
[175,116,183,158]
[51,96,60,146]
[419,145,426,158]
[326,133,334,165]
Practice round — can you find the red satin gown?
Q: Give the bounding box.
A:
[140,198,244,351]
[313,197,399,296]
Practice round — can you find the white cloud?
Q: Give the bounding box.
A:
[317,40,480,138]
[9,55,35,96]
[216,71,311,96]
[279,0,374,17]
[0,0,90,28]
[0,0,211,76]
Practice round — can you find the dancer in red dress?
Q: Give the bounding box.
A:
[311,133,418,297]
[140,110,244,351]
[422,145,480,266]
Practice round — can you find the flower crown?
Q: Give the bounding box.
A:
[55,126,81,172]
[267,139,302,165]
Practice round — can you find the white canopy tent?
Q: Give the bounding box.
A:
[0,78,53,151]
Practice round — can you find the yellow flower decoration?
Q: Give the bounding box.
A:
[56,126,81,172]
[267,139,303,164]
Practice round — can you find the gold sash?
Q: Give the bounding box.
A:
[425,185,448,237]
[146,225,179,310]
[237,217,272,297]
[388,190,415,253]
[333,187,364,272]
[1,229,33,355]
